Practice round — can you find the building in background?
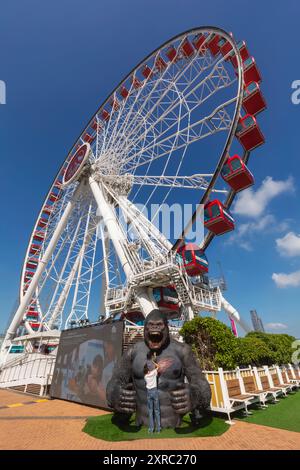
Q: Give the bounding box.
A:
[250,310,265,332]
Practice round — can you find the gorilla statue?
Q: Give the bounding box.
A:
[106,309,211,428]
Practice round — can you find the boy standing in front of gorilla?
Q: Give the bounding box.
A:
[107,310,211,429]
[144,352,161,433]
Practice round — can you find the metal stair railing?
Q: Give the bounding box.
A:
[0,353,56,390]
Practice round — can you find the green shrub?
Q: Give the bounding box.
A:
[180,316,238,370]
[244,332,296,365]
[235,336,275,367]
[179,317,296,369]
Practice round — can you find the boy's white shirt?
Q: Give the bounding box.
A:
[145,368,158,389]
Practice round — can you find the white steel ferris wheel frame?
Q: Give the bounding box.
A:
[2,26,254,356]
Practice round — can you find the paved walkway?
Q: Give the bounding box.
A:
[0,389,300,450]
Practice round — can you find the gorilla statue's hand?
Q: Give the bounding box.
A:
[170,384,192,415]
[115,383,136,414]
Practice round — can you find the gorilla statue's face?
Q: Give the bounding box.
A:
[144,310,169,352]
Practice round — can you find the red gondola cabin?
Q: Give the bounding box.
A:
[177,243,209,276]
[29,244,40,255]
[142,65,152,79]
[242,82,266,115]
[218,36,233,58]
[110,98,120,111]
[243,57,261,84]
[83,133,95,144]
[101,109,110,121]
[29,322,40,332]
[43,205,54,216]
[207,34,220,56]
[33,231,45,242]
[26,310,39,321]
[26,259,38,270]
[91,119,99,131]
[38,218,48,228]
[120,86,129,99]
[122,311,144,325]
[204,200,235,235]
[132,76,142,89]
[153,286,179,313]
[192,33,207,53]
[236,114,265,151]
[221,155,254,192]
[166,45,177,62]
[181,38,194,58]
[230,40,249,67]
[155,56,167,71]
[49,192,60,203]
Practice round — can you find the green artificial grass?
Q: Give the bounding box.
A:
[236,391,300,433]
[83,412,229,441]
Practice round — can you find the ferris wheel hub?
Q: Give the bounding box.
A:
[91,172,133,196]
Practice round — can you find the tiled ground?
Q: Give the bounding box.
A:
[1,389,300,450]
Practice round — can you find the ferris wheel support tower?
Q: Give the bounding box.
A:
[89,175,158,316]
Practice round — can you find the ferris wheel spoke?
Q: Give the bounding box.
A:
[46,248,82,330]
[36,217,83,329]
[121,101,234,173]
[46,215,98,329]
[105,186,171,257]
[64,207,98,329]
[121,75,235,166]
[4,181,84,341]
[38,199,98,329]
[128,174,227,193]
[105,33,220,153]
[41,214,89,329]
[38,211,85,288]
[111,56,233,159]
[117,84,235,176]
[102,36,194,153]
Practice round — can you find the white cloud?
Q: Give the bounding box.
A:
[233,176,294,218]
[276,232,300,257]
[265,322,288,331]
[272,270,300,288]
[226,214,290,250]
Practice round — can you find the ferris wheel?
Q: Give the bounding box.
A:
[1,27,266,355]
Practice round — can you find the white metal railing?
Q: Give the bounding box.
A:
[192,286,221,310]
[124,324,143,333]
[105,254,222,315]
[0,352,29,371]
[0,353,56,393]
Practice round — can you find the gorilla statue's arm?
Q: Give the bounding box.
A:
[106,347,136,414]
[170,343,211,415]
[183,344,212,409]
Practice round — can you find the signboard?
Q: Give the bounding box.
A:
[63,143,90,186]
[50,322,123,408]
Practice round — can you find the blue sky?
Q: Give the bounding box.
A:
[0,0,300,337]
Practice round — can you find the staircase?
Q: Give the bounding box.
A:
[123,324,182,351]
[0,352,56,396]
[123,326,144,351]
[172,271,193,305]
[8,383,47,396]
